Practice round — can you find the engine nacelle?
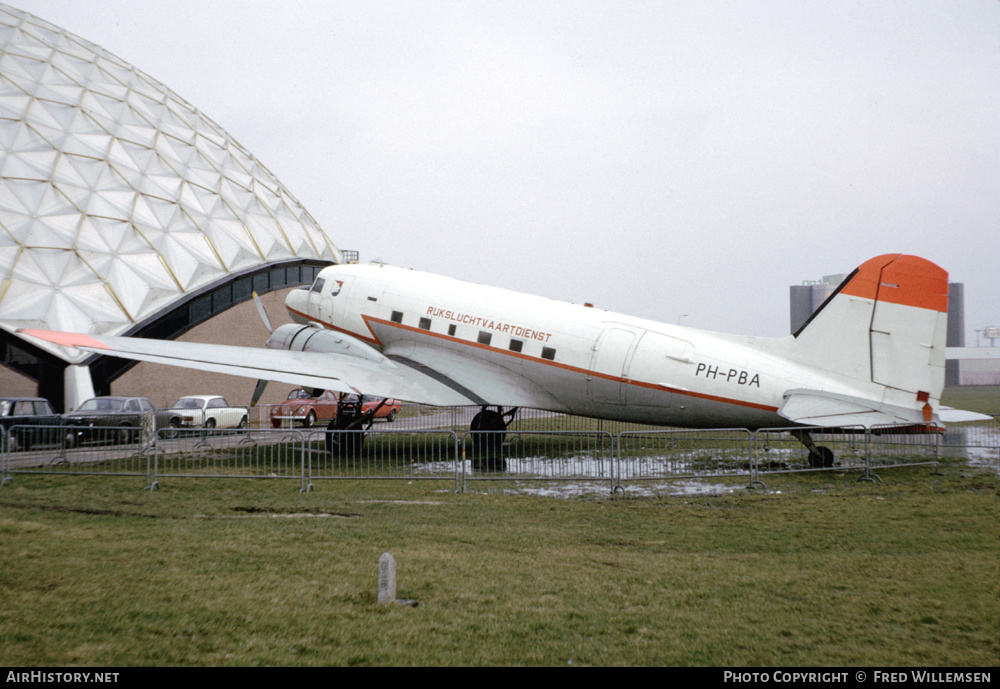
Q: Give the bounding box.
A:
[265,324,386,362]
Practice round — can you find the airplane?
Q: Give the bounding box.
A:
[18,253,985,468]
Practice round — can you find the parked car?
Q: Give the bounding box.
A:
[63,396,155,446]
[270,388,340,428]
[161,395,248,436]
[0,397,64,452]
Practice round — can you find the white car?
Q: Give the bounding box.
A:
[162,395,248,436]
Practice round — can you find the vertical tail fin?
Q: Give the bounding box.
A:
[790,254,949,404]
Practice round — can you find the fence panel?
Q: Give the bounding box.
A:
[753,426,869,477]
[150,428,308,489]
[935,419,1000,469]
[302,428,460,487]
[616,428,754,488]
[458,430,615,493]
[2,424,151,479]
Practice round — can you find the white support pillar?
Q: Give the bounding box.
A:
[64,364,95,412]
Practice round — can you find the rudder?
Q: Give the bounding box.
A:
[790,254,949,401]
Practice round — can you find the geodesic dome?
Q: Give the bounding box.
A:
[0,4,341,366]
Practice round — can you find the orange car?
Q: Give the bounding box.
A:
[270,389,338,428]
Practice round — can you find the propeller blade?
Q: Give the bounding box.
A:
[251,379,268,407]
[252,291,274,334]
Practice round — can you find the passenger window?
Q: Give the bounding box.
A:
[478,331,492,346]
[509,339,523,353]
[391,311,403,324]
[541,346,556,361]
[448,324,457,336]
[419,317,431,330]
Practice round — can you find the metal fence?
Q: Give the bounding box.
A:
[618,428,755,485]
[3,411,998,492]
[1,424,152,483]
[458,430,617,493]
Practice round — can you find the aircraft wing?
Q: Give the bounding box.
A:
[778,389,932,427]
[384,339,571,411]
[17,329,476,406]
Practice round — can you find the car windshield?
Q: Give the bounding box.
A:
[77,398,124,412]
[171,398,204,409]
[288,389,313,400]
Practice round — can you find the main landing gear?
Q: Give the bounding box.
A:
[325,396,390,456]
[469,406,518,471]
[791,429,835,468]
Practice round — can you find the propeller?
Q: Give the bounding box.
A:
[250,291,273,407]
[252,290,274,334]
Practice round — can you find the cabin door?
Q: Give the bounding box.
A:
[588,326,637,405]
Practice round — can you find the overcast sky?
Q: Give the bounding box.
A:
[13,0,1000,341]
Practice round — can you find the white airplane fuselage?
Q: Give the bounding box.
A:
[282,263,888,429]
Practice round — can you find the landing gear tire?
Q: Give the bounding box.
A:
[325,418,365,457]
[470,409,507,472]
[809,446,835,468]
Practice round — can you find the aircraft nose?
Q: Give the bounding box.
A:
[285,287,310,325]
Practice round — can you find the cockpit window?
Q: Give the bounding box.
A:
[310,278,325,293]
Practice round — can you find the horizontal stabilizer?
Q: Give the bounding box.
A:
[778,389,929,427]
[937,407,994,423]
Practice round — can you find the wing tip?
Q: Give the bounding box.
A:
[16,329,112,351]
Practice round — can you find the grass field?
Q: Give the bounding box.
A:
[942,386,1000,415]
[1,460,997,666]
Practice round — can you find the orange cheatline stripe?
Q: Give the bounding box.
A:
[839,254,948,313]
[16,329,112,350]
[291,309,779,413]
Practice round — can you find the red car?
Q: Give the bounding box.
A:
[270,390,400,428]
[270,389,339,428]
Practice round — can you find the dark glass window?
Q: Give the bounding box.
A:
[508,339,523,353]
[478,331,492,346]
[391,311,403,324]
[448,324,457,336]
[310,278,325,293]
[541,346,556,361]
[419,317,431,330]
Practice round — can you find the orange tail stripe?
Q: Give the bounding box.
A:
[840,254,948,312]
